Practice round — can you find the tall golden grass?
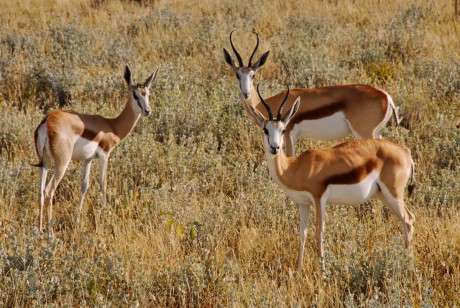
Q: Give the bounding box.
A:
[0,0,459,306]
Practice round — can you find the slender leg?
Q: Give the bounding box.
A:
[315,196,327,271]
[297,203,311,271]
[38,160,49,233]
[44,163,69,235]
[375,183,414,249]
[98,154,108,207]
[75,159,92,225]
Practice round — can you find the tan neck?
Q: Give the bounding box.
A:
[110,99,141,140]
[248,85,261,107]
[266,146,290,186]
[266,145,314,192]
[242,84,265,124]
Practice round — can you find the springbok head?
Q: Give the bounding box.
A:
[223,30,270,100]
[245,84,300,155]
[124,65,160,117]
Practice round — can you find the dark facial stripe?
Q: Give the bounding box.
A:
[133,91,144,111]
[294,101,346,122]
[136,98,143,111]
[325,159,379,185]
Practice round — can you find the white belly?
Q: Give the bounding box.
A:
[327,171,379,205]
[72,137,100,161]
[284,188,315,206]
[291,111,350,141]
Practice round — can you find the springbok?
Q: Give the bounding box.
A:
[246,83,415,271]
[32,65,159,233]
[223,30,403,156]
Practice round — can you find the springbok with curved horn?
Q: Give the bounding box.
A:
[32,65,159,233]
[246,83,415,271]
[223,31,403,156]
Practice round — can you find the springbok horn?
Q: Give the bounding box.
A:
[230,30,244,67]
[248,31,259,67]
[277,84,290,121]
[256,83,273,121]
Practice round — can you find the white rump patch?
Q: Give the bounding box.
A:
[36,122,48,157]
[291,111,350,141]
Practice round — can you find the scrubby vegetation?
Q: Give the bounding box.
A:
[0,0,459,306]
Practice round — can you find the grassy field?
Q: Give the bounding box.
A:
[0,0,459,306]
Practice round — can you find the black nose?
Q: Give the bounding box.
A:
[243,93,250,99]
[270,145,279,154]
[144,110,151,116]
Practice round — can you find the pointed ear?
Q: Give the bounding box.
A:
[252,51,270,71]
[244,100,265,128]
[124,65,133,88]
[144,66,160,89]
[223,48,238,72]
[282,97,300,124]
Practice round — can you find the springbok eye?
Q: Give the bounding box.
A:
[251,75,255,80]
[133,92,139,101]
[236,74,240,80]
[263,128,268,135]
[282,129,286,134]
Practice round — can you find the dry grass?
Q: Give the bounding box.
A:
[0,0,459,306]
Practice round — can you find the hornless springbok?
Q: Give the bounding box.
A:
[223,30,403,156]
[247,83,415,271]
[32,65,159,233]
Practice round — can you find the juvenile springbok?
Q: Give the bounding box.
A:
[223,30,403,156]
[32,65,159,233]
[247,83,415,271]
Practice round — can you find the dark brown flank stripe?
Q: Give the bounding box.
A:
[80,126,99,141]
[325,159,379,185]
[293,101,346,122]
[79,116,113,152]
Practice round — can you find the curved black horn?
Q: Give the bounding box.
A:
[248,31,259,67]
[257,83,273,121]
[230,30,244,67]
[277,84,290,121]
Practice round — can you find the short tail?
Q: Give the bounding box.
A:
[388,95,403,126]
[408,159,416,197]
